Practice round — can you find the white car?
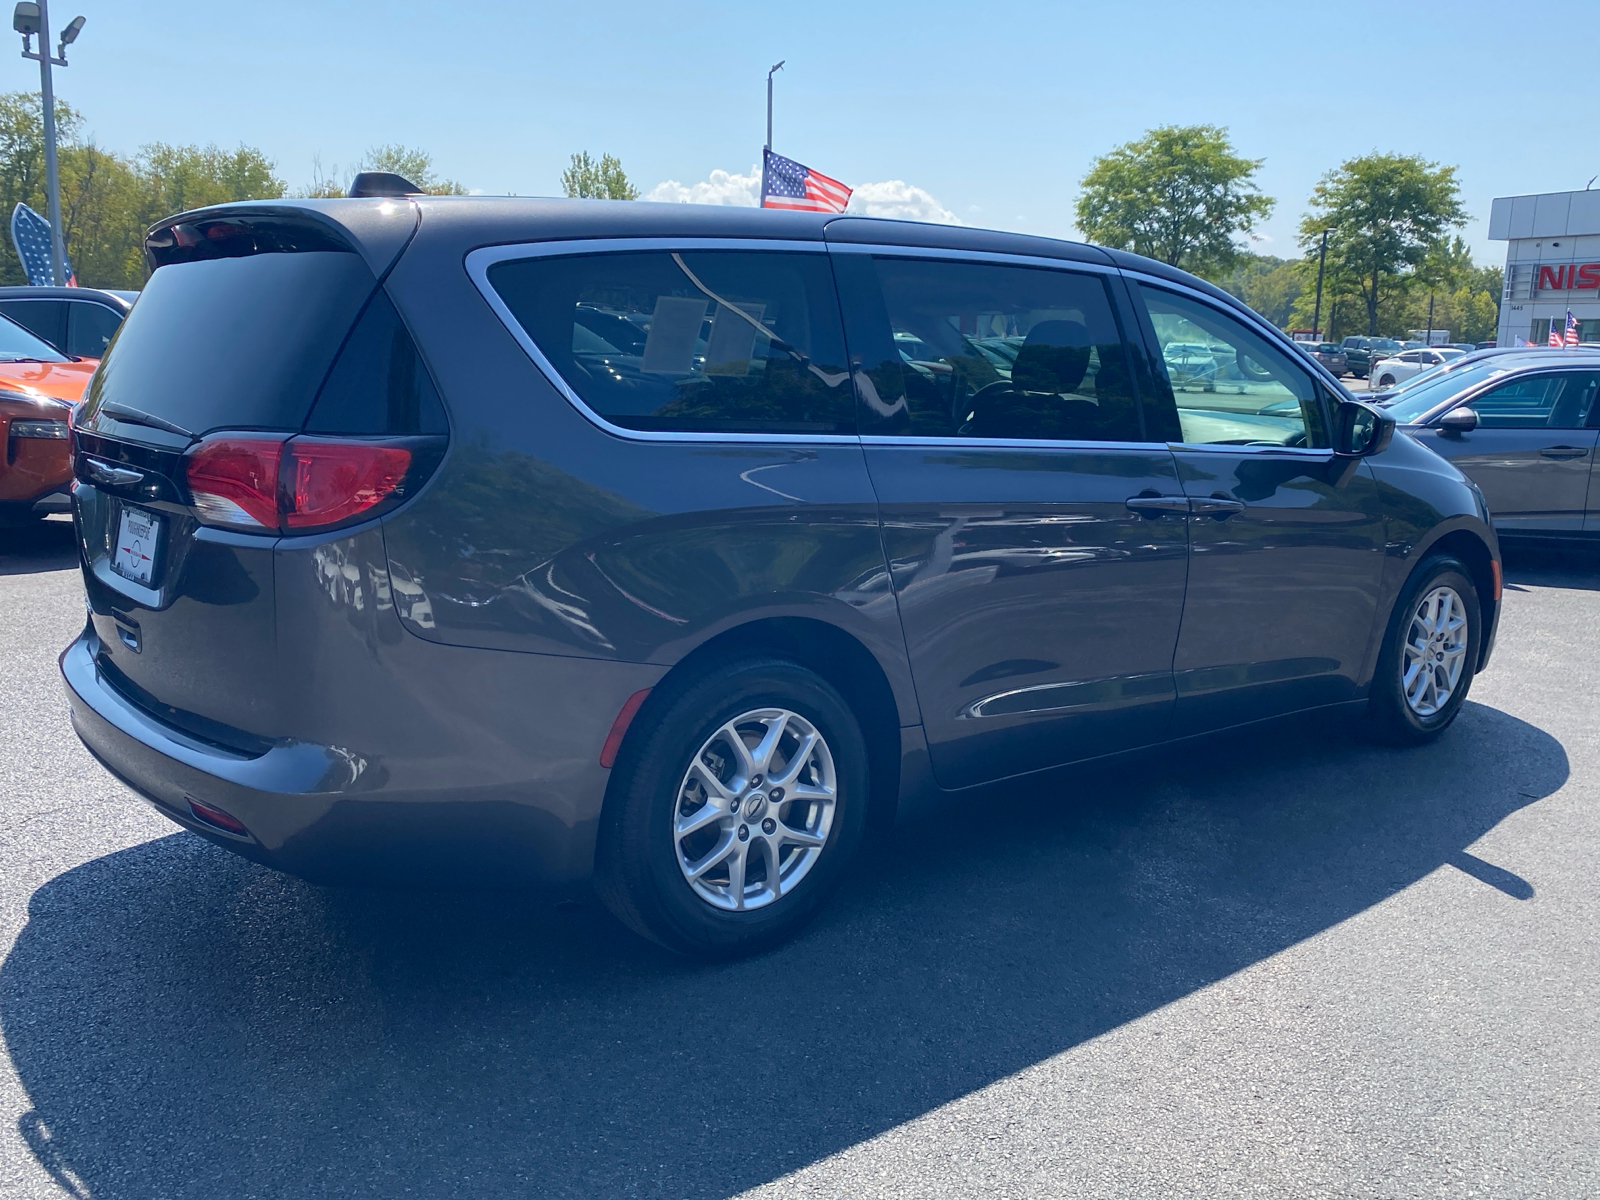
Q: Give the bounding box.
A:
[1369,347,1465,389]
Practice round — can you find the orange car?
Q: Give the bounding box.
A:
[0,314,99,526]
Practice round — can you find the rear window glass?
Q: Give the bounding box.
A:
[82,250,376,436]
[487,250,854,434]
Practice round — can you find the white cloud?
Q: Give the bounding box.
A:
[844,180,961,225]
[645,167,961,225]
[645,165,760,207]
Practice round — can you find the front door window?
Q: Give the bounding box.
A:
[1138,285,1325,448]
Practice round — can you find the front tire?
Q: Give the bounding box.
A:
[1364,555,1481,745]
[1378,374,1396,388]
[595,656,869,957]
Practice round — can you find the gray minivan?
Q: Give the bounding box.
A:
[61,198,1501,956]
[1378,348,1600,540]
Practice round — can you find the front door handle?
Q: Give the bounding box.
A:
[1539,446,1589,459]
[1189,496,1247,519]
[1126,494,1191,517]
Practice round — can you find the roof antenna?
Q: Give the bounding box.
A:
[1587,174,1597,190]
[349,172,424,198]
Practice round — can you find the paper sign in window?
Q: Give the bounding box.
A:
[640,296,707,374]
[704,302,767,376]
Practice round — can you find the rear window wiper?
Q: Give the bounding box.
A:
[99,402,193,439]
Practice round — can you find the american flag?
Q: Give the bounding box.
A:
[761,149,852,213]
[1565,310,1579,346]
[9,203,74,287]
[1548,317,1563,347]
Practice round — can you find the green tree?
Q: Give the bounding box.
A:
[561,152,639,200]
[0,91,289,288]
[1299,153,1466,336]
[295,145,467,198]
[1220,254,1305,328]
[359,144,466,195]
[1074,125,1273,279]
[135,142,285,224]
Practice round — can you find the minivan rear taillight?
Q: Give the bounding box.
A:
[185,435,285,528]
[285,438,412,529]
[184,433,434,534]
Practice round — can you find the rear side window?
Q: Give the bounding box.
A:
[487,250,855,434]
[0,300,66,351]
[304,290,447,435]
[82,250,377,435]
[66,301,124,358]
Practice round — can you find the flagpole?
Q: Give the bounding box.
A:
[762,61,783,210]
[765,61,784,152]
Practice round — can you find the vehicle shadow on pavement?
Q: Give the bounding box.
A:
[1501,543,1600,592]
[1,701,1566,1200]
[0,519,76,577]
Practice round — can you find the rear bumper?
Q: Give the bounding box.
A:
[60,629,660,888]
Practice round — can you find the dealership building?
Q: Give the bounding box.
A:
[1490,188,1600,345]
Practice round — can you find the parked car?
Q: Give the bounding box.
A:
[0,314,99,525]
[1371,347,1465,388]
[61,198,1502,957]
[1340,337,1373,378]
[1378,348,1600,542]
[1369,346,1541,403]
[0,286,135,359]
[1341,336,1403,379]
[1295,341,1348,375]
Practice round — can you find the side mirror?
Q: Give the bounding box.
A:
[1334,400,1395,457]
[1437,406,1478,435]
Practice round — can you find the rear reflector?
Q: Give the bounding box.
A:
[184,433,417,534]
[186,797,252,839]
[599,689,652,768]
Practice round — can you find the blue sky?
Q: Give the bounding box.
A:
[10,0,1591,266]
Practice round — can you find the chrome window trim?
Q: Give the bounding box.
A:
[825,241,1119,277]
[464,238,859,445]
[860,434,1172,452]
[1165,442,1333,457]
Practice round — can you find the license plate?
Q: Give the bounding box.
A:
[113,506,163,586]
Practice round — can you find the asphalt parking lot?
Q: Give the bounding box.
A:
[1,517,1596,1199]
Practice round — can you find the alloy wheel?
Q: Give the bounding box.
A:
[1402,585,1468,717]
[672,707,836,911]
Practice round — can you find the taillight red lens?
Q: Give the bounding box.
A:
[185,433,421,533]
[184,436,285,529]
[285,439,411,529]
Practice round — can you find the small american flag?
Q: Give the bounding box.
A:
[1548,318,1563,347]
[9,203,74,286]
[761,149,852,213]
[1565,310,1580,346]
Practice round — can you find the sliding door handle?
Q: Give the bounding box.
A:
[1189,496,1246,519]
[1126,494,1191,517]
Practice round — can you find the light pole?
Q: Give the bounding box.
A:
[13,1,84,287]
[1310,228,1329,341]
[765,60,784,152]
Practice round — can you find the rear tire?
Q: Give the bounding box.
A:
[1363,555,1481,746]
[595,656,869,958]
